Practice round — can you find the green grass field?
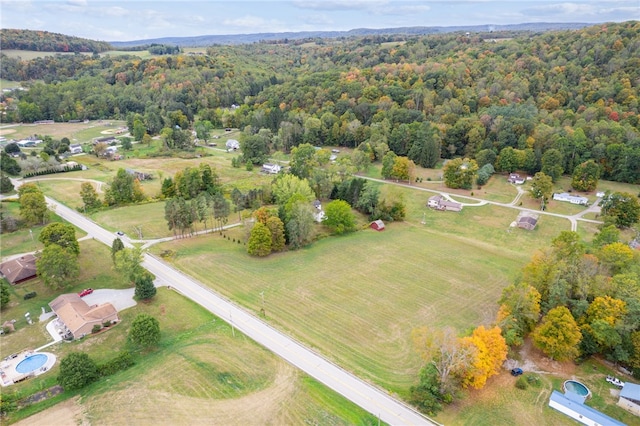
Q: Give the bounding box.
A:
[154,218,531,395]
[0,121,126,143]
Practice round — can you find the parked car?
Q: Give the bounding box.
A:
[78,288,93,297]
[511,367,523,376]
[115,231,125,236]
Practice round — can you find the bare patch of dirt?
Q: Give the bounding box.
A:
[0,128,16,136]
[13,397,89,426]
[508,338,576,377]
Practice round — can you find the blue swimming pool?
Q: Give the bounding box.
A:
[16,354,48,374]
[564,380,591,397]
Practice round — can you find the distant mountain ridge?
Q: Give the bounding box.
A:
[109,22,592,47]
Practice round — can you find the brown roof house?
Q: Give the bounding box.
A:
[0,254,37,285]
[49,294,118,340]
[515,212,539,231]
[427,195,463,212]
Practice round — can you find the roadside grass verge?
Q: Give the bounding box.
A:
[91,202,171,238]
[0,202,78,258]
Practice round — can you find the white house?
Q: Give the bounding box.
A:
[226,139,240,151]
[69,144,83,154]
[427,195,463,212]
[262,163,281,174]
[553,193,589,206]
[507,173,526,184]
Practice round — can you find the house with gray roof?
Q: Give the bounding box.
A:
[618,382,640,417]
[553,192,589,205]
[549,390,625,426]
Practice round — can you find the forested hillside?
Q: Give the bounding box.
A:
[0,29,112,52]
[1,22,638,183]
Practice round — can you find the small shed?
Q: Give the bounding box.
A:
[370,220,385,231]
[618,383,640,416]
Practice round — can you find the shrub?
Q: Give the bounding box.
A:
[526,374,541,387]
[58,352,99,390]
[515,376,528,389]
[23,292,37,300]
[98,351,135,377]
[92,324,102,333]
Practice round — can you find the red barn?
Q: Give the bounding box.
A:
[370,220,385,231]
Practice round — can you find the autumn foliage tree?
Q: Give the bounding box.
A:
[571,160,601,192]
[461,326,508,389]
[532,306,582,361]
[442,158,478,190]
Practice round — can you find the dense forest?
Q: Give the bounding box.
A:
[0,29,113,53]
[1,22,639,183]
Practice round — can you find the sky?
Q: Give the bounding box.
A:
[1,0,639,42]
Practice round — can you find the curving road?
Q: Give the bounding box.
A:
[44,196,439,426]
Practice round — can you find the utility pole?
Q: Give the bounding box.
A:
[260,291,265,317]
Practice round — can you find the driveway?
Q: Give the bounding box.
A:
[81,288,136,312]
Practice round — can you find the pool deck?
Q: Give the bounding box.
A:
[0,351,57,387]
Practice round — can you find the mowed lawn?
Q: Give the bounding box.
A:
[156,219,531,395]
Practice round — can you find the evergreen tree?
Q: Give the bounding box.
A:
[134,270,157,301]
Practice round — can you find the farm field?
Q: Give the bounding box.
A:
[0,120,126,143]
[154,218,531,395]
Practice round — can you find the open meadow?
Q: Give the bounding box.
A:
[153,215,537,395]
[0,120,126,144]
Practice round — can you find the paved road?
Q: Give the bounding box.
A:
[44,196,439,426]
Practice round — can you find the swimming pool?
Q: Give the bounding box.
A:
[16,354,48,374]
[564,380,591,398]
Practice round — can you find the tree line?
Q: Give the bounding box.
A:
[0,29,113,52]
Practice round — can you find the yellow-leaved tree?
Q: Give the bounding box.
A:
[533,306,582,361]
[461,326,508,389]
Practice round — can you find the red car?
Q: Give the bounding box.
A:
[78,288,93,297]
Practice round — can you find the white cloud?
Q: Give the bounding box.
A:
[102,7,129,18]
[379,4,431,15]
[301,13,334,26]
[222,15,284,31]
[292,0,389,11]
[66,0,87,6]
